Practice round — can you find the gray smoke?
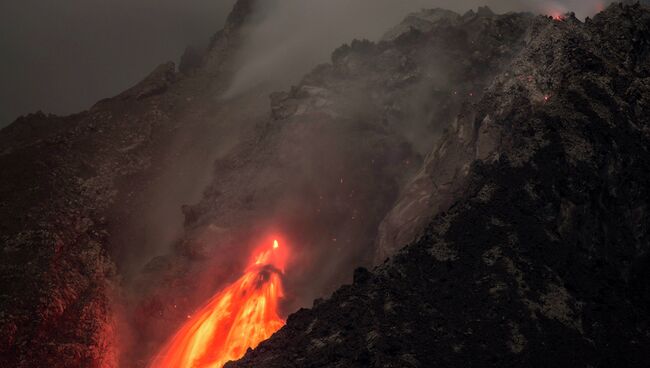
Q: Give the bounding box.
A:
[223,0,612,97]
[1,0,611,128]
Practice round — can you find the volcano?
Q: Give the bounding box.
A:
[1,1,649,368]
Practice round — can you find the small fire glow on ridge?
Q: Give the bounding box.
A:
[148,239,288,368]
[551,13,566,21]
[544,2,567,21]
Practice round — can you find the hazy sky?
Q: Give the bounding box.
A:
[0,0,236,128]
[0,0,610,128]
[226,0,610,97]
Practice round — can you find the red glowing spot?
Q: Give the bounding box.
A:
[149,240,288,368]
[549,10,566,22]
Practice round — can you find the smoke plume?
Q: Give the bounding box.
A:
[223,0,611,97]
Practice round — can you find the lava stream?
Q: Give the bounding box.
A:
[149,240,287,368]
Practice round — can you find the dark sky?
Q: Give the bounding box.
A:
[0,0,236,128]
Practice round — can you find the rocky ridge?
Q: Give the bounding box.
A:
[133,6,539,364]
[228,3,650,368]
[0,1,648,367]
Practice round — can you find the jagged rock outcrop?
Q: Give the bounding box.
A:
[228,3,650,367]
[374,7,536,262]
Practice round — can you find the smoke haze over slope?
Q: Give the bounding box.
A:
[1,1,645,367]
[1,0,612,128]
[224,0,611,96]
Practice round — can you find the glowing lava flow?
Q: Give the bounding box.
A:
[149,240,287,368]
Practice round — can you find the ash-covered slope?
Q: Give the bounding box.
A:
[133,6,536,363]
[2,0,526,365]
[229,3,650,368]
[2,1,649,367]
[0,1,260,366]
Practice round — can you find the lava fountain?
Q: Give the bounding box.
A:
[148,239,288,368]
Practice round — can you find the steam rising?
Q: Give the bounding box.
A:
[1,0,610,127]
[224,0,611,97]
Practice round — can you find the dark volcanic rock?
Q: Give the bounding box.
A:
[228,4,650,368]
[2,1,649,367]
[0,1,260,367]
[136,8,537,357]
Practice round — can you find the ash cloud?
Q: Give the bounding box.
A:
[0,0,611,128]
[214,0,615,311]
[223,0,612,98]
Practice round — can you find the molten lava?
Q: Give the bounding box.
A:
[149,240,288,368]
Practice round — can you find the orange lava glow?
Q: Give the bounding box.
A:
[149,240,288,368]
[551,13,565,21]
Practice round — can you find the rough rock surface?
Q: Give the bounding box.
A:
[228,3,650,368]
[0,1,259,366]
[381,8,462,42]
[133,7,537,363]
[1,1,649,367]
[374,7,535,262]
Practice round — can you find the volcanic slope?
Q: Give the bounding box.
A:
[0,1,263,366]
[2,1,649,367]
[132,5,538,363]
[228,3,650,368]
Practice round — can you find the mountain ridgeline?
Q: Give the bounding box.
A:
[0,1,648,367]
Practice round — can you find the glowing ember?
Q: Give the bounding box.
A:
[149,240,287,368]
[550,11,566,21]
